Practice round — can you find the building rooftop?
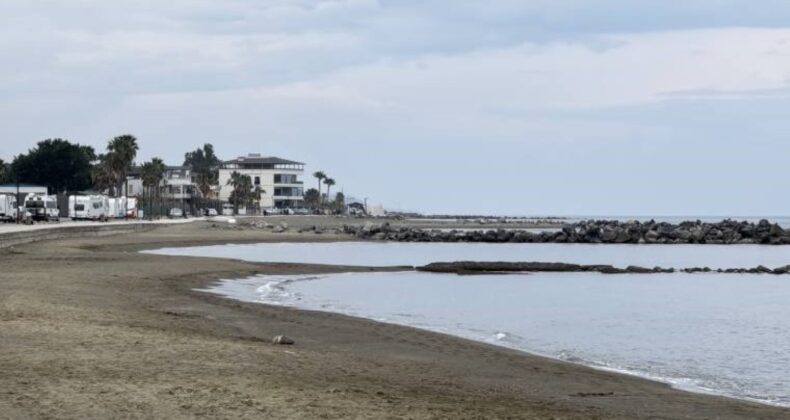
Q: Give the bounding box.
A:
[224,154,304,166]
[0,183,47,189]
[128,165,188,176]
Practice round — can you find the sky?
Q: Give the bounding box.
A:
[2,0,790,216]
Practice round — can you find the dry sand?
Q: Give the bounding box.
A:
[1,220,788,419]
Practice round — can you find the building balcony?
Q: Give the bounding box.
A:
[163,193,193,200]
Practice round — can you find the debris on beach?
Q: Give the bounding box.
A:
[272,335,295,345]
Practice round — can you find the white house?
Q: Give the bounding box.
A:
[218,154,305,209]
[125,166,198,200]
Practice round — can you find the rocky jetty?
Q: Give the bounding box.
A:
[345,219,790,244]
[418,261,674,275]
[418,261,790,275]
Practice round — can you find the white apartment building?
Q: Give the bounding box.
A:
[218,154,305,209]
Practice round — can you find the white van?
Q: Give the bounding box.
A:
[69,194,110,221]
[24,193,59,222]
[0,194,17,222]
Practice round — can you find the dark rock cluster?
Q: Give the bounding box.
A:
[418,261,675,275]
[418,261,790,275]
[346,219,790,244]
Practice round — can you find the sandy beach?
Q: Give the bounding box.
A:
[2,219,788,419]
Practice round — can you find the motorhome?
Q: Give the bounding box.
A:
[108,197,128,219]
[68,194,110,221]
[0,194,17,222]
[24,193,59,222]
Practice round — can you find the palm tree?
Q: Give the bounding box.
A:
[226,171,253,214]
[313,171,326,197]
[92,154,116,195]
[141,158,166,198]
[323,178,336,201]
[107,134,139,198]
[251,185,265,213]
[195,171,216,199]
[0,159,9,184]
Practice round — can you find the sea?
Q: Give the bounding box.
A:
[147,236,790,407]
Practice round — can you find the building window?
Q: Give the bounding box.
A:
[274,174,299,184]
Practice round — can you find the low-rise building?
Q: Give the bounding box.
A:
[125,166,198,200]
[218,154,304,209]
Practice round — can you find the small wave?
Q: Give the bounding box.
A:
[254,281,292,302]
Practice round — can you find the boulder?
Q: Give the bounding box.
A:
[625,265,653,273]
[362,221,376,233]
[272,335,295,345]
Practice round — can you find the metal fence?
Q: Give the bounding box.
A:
[136,195,229,219]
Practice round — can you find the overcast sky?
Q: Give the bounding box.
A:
[2,1,790,215]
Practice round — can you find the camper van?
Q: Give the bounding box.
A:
[24,193,59,222]
[68,194,110,221]
[108,197,128,219]
[0,194,17,222]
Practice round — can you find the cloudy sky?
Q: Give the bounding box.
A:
[2,1,790,215]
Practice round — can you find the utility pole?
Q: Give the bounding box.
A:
[15,169,20,224]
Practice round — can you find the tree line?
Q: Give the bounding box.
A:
[1,138,344,212]
[0,137,221,198]
[306,171,344,212]
[1,136,139,196]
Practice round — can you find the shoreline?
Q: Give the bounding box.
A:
[2,220,788,418]
[199,271,789,409]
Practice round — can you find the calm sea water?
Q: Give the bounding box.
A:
[147,241,790,269]
[147,242,790,406]
[202,271,790,407]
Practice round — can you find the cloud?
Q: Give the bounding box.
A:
[126,27,790,119]
[3,1,790,214]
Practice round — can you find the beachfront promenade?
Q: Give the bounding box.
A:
[0,218,197,234]
[0,218,201,249]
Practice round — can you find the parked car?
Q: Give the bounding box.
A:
[203,208,218,217]
[221,204,234,216]
[169,208,184,218]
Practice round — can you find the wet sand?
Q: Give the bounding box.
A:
[1,221,788,419]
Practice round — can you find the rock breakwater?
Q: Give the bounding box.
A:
[346,219,790,244]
